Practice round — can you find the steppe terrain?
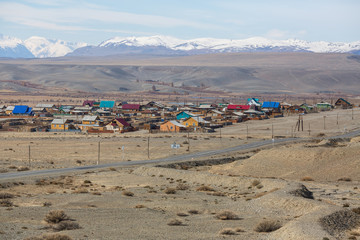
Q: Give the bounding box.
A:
[1,108,360,239]
[0,53,360,95]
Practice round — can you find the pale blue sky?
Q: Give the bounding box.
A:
[0,0,359,44]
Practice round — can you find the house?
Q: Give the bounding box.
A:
[12,105,33,115]
[82,100,95,107]
[35,103,55,111]
[51,119,71,131]
[316,102,333,111]
[176,111,199,120]
[144,101,165,110]
[105,118,133,132]
[121,104,141,111]
[99,101,115,109]
[227,105,250,111]
[334,98,353,109]
[82,115,100,125]
[300,103,315,113]
[262,101,280,109]
[5,106,15,115]
[247,98,261,107]
[182,116,210,128]
[160,120,186,132]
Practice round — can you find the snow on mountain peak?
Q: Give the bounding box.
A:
[0,35,23,48]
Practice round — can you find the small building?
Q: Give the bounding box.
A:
[227,105,250,111]
[105,118,133,133]
[183,116,210,128]
[5,106,15,115]
[176,111,199,120]
[82,100,95,107]
[99,101,115,109]
[121,104,141,111]
[82,115,100,125]
[334,98,353,109]
[316,102,333,111]
[35,103,55,111]
[160,120,186,132]
[51,119,71,131]
[12,105,33,115]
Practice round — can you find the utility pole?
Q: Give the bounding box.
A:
[97,141,100,165]
[28,145,31,168]
[337,113,339,125]
[219,127,222,139]
[308,122,311,136]
[271,123,274,139]
[147,136,150,159]
[246,125,249,139]
[352,108,354,120]
[187,131,190,151]
[323,116,326,130]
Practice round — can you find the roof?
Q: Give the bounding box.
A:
[262,101,280,108]
[115,118,130,126]
[100,101,115,108]
[13,105,32,114]
[198,104,214,109]
[188,116,210,124]
[82,100,95,107]
[227,105,250,110]
[211,110,224,115]
[5,106,14,111]
[51,119,68,124]
[32,107,45,111]
[169,120,185,128]
[122,104,140,110]
[233,111,247,116]
[335,98,352,105]
[36,103,55,108]
[82,115,99,121]
[177,111,199,117]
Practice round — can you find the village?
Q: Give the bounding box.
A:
[0,97,354,134]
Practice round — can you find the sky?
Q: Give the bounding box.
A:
[0,0,359,45]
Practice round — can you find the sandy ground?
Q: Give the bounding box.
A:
[1,107,360,240]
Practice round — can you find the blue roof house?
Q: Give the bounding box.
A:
[100,101,115,109]
[262,101,280,109]
[12,105,33,115]
[176,111,199,120]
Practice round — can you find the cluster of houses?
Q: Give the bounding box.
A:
[0,98,353,133]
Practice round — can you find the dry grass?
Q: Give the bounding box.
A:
[122,190,134,197]
[251,180,261,187]
[196,185,215,192]
[134,204,146,208]
[0,193,14,199]
[301,176,314,181]
[188,209,200,215]
[338,177,352,182]
[0,199,13,207]
[52,221,80,232]
[72,188,88,194]
[219,228,237,235]
[319,210,360,236]
[164,188,176,194]
[167,219,183,226]
[215,211,239,220]
[44,210,70,224]
[254,220,282,232]
[25,234,73,240]
[176,183,189,190]
[352,207,360,215]
[177,212,189,217]
[17,166,30,171]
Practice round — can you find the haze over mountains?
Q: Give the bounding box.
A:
[1,34,360,58]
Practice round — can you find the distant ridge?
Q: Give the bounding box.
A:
[1,34,360,58]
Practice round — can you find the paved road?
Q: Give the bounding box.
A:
[1,129,360,181]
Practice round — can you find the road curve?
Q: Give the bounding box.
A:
[1,129,360,181]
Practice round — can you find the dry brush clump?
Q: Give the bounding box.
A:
[176,183,189,190]
[301,176,314,181]
[219,228,237,235]
[164,188,176,194]
[196,185,215,192]
[319,210,360,236]
[0,193,14,199]
[52,221,80,232]
[254,220,282,232]
[167,219,183,226]
[215,211,240,220]
[25,234,73,240]
[0,199,13,207]
[122,190,134,197]
[44,210,70,224]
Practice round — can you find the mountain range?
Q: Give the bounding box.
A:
[1,34,360,58]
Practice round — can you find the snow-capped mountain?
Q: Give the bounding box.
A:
[0,34,87,58]
[24,36,87,58]
[69,35,360,57]
[1,34,360,58]
[0,35,34,58]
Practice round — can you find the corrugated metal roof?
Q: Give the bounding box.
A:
[36,103,55,108]
[5,106,15,111]
[115,118,130,126]
[122,104,140,110]
[100,101,115,108]
[227,105,250,110]
[169,120,185,128]
[82,115,98,121]
[13,105,30,114]
[51,119,68,124]
[262,101,280,108]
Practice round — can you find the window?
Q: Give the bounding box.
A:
[170,126,173,130]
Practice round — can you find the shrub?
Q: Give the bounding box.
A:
[122,191,134,197]
[0,193,14,199]
[134,204,146,208]
[196,186,215,192]
[164,188,176,194]
[25,234,73,240]
[254,220,282,232]
[338,177,352,182]
[251,180,261,187]
[52,221,80,232]
[176,183,189,190]
[44,210,70,224]
[188,210,199,214]
[17,166,30,171]
[167,219,183,226]
[219,228,236,235]
[352,207,360,214]
[301,176,314,181]
[43,202,52,207]
[215,211,239,220]
[319,210,360,236]
[177,212,189,217]
[0,199,13,207]
[72,188,88,194]
[83,180,91,184]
